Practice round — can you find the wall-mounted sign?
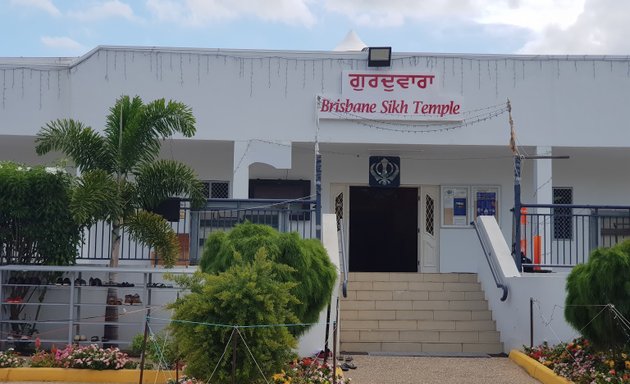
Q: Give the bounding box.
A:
[369,156,400,187]
[318,71,463,121]
[441,186,469,227]
[472,186,500,224]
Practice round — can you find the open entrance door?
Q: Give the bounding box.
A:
[349,186,418,272]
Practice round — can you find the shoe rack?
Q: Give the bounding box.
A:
[0,265,192,351]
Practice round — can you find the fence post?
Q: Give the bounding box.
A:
[231,327,238,384]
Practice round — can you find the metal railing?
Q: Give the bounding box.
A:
[472,220,508,301]
[77,198,317,264]
[515,204,630,269]
[337,218,349,298]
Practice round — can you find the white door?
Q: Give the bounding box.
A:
[419,186,440,272]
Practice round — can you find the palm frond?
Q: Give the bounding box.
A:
[126,210,179,267]
[70,170,121,227]
[104,96,196,174]
[135,159,206,209]
[35,119,112,172]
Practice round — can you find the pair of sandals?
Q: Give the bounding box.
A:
[89,336,109,342]
[147,283,174,288]
[124,293,142,305]
[338,356,357,371]
[54,278,72,286]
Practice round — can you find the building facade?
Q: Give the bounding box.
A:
[2,46,630,273]
[2,46,630,352]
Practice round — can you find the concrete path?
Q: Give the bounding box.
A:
[0,356,540,384]
[342,355,540,384]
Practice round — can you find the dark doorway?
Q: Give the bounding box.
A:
[349,187,418,272]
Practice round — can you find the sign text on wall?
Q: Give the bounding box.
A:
[318,71,463,121]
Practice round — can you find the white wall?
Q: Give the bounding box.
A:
[5,48,630,149]
[297,214,340,357]
[475,216,579,352]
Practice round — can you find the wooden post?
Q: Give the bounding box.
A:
[231,327,238,384]
[138,319,149,384]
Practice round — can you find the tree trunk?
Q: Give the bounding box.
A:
[104,223,120,348]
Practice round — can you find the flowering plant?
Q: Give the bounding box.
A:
[28,344,136,370]
[0,349,25,368]
[272,357,350,384]
[166,376,203,384]
[524,338,630,383]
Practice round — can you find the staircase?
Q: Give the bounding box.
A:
[340,272,503,354]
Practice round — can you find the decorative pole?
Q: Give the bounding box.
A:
[315,97,331,361]
[508,99,523,272]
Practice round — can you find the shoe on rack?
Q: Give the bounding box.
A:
[90,336,99,342]
[131,293,142,305]
[107,297,121,306]
[124,294,133,305]
[62,278,71,286]
[89,278,102,286]
[100,337,109,343]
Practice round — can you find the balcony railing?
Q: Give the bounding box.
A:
[515,204,630,270]
[77,198,317,264]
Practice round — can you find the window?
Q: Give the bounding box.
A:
[553,187,573,240]
[249,179,311,220]
[202,181,229,199]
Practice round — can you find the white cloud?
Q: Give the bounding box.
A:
[145,0,316,27]
[476,0,584,32]
[519,0,630,54]
[323,0,585,29]
[323,0,479,27]
[10,0,61,16]
[41,36,85,52]
[68,0,136,21]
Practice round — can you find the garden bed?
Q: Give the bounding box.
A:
[522,338,630,383]
[0,367,177,383]
[509,350,572,384]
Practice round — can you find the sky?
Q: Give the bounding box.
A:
[2,0,630,58]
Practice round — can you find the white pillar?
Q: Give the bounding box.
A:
[533,146,553,205]
[232,140,293,199]
[232,141,250,199]
[533,146,553,265]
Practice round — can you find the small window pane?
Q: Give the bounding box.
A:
[553,187,573,240]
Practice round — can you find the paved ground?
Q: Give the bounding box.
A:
[341,355,540,384]
[0,355,540,384]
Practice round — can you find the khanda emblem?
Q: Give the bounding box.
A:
[370,157,400,186]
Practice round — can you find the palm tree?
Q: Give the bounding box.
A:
[35,95,205,345]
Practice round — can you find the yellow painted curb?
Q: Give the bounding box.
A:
[509,350,573,384]
[0,367,178,383]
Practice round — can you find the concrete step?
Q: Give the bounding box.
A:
[340,272,503,354]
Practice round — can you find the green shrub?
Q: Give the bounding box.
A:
[565,240,630,349]
[198,222,337,335]
[0,162,81,265]
[169,250,298,383]
[130,331,180,369]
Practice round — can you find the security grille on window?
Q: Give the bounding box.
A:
[553,187,573,240]
[202,181,229,199]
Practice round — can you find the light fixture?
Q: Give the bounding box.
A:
[367,47,392,67]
